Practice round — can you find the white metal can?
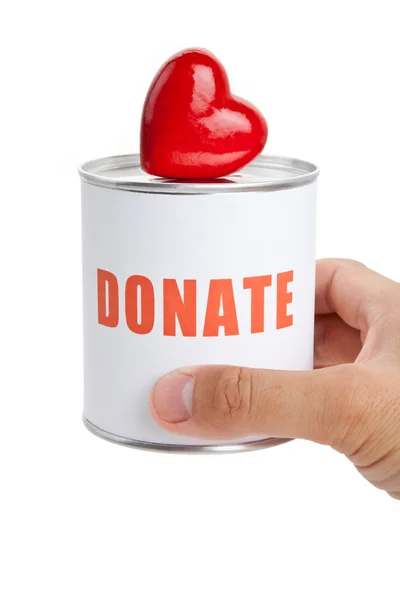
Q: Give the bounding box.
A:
[79,154,319,452]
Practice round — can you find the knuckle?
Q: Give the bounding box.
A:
[340,258,366,268]
[212,367,254,428]
[319,258,366,270]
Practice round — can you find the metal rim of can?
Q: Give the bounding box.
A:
[79,153,319,195]
[83,417,291,454]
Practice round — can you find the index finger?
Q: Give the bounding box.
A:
[315,258,398,335]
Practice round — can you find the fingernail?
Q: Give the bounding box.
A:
[153,373,194,423]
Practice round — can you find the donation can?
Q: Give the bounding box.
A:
[79,154,319,452]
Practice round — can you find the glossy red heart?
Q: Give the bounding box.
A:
[140,49,268,179]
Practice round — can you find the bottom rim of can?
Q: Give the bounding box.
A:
[83,416,291,454]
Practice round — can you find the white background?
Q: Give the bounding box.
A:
[1,1,399,598]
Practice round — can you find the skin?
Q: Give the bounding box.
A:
[151,259,400,500]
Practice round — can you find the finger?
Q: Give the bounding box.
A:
[315,259,397,330]
[314,314,362,368]
[150,363,363,447]
[315,258,400,357]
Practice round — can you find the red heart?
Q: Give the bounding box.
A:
[140,49,268,179]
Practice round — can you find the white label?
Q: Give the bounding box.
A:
[81,182,317,445]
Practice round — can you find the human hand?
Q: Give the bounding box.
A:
[151,259,400,499]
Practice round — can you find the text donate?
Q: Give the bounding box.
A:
[97,269,294,337]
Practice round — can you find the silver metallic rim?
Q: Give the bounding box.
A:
[78,153,319,195]
[83,417,290,454]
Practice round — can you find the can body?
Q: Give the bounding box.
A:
[81,159,317,450]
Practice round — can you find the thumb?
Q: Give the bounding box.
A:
[150,364,360,447]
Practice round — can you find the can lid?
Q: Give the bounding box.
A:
[79,153,319,194]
